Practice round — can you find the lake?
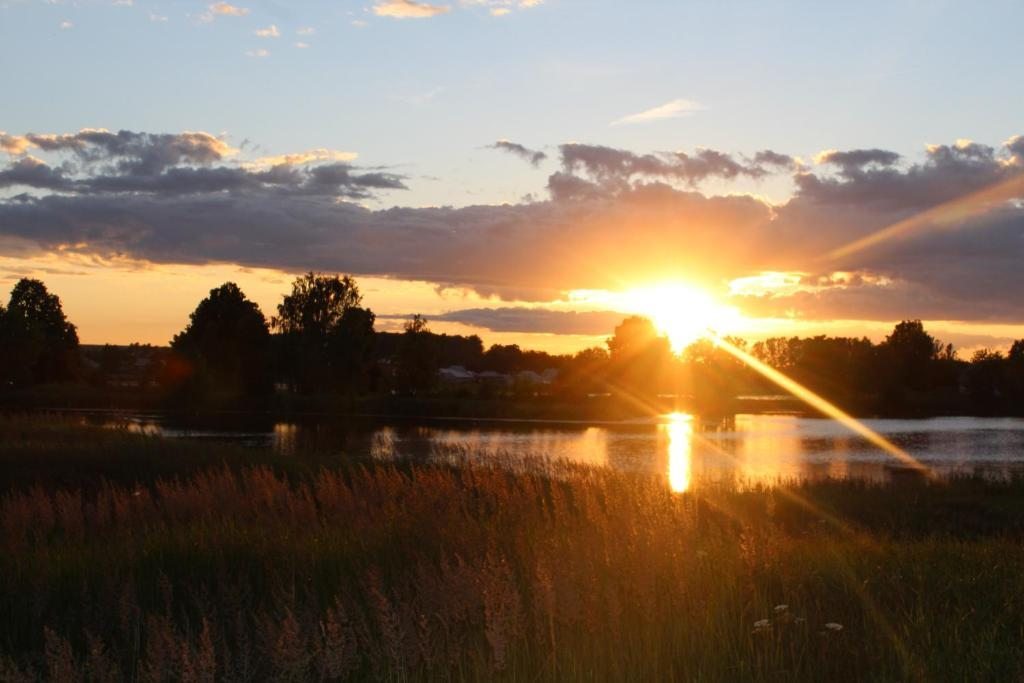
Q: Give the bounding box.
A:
[68,410,1024,490]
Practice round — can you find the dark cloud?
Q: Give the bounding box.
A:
[434,307,625,335]
[816,148,901,177]
[0,131,406,199]
[751,149,796,168]
[0,157,72,191]
[2,129,1023,326]
[20,129,231,175]
[556,143,769,192]
[489,140,547,166]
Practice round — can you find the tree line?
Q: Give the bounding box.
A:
[2,275,1024,416]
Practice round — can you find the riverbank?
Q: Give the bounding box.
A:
[1,417,1023,680]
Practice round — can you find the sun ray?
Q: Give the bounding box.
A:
[708,333,931,475]
[828,171,1024,261]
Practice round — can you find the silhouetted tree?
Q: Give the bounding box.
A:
[557,346,610,397]
[171,283,271,397]
[880,320,939,390]
[966,349,1006,413]
[607,316,672,400]
[272,272,375,393]
[396,315,438,394]
[0,278,79,385]
[327,306,377,394]
[683,337,751,413]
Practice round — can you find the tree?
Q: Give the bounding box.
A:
[272,273,376,393]
[171,282,271,397]
[606,316,672,398]
[396,315,438,394]
[0,278,79,385]
[880,320,940,392]
[327,306,377,394]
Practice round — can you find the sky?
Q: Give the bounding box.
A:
[1,0,1023,354]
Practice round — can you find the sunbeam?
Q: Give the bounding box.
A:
[708,333,931,475]
[828,171,1024,260]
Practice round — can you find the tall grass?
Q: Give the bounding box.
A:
[0,417,1023,680]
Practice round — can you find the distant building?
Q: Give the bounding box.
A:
[438,365,476,383]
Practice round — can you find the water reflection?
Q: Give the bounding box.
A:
[665,413,692,493]
[78,411,1024,488]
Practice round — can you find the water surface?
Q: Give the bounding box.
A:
[76,411,1024,489]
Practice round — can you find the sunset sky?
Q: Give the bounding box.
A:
[2,0,1024,354]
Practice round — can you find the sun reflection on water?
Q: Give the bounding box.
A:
[665,412,693,493]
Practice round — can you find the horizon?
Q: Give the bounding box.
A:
[2,0,1024,355]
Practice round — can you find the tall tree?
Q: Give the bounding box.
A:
[0,278,79,385]
[171,282,271,397]
[880,320,940,392]
[607,316,672,398]
[272,272,375,393]
[396,315,438,394]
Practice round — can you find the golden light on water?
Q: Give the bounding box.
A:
[665,412,693,492]
[710,334,931,475]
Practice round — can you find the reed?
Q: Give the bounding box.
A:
[0,417,1022,680]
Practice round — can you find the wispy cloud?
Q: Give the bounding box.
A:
[59,20,73,30]
[490,140,547,166]
[200,2,249,22]
[612,98,705,126]
[373,0,450,19]
[296,26,315,35]
[246,148,358,168]
[255,24,280,38]
[244,48,270,58]
[149,12,168,22]
[295,41,310,48]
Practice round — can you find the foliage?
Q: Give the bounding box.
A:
[607,315,673,397]
[170,282,272,398]
[0,279,79,385]
[272,272,376,394]
[396,315,438,394]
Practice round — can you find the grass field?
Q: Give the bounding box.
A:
[1,415,1023,681]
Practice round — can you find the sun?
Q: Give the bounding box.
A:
[619,282,740,352]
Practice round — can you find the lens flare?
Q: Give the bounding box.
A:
[709,334,930,475]
[828,172,1024,260]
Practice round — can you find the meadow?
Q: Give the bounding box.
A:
[1,416,1023,681]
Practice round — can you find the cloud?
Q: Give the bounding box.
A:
[59,20,73,30]
[3,129,236,173]
[200,2,249,21]
[2,130,1023,326]
[149,13,168,22]
[245,48,270,58]
[254,24,280,38]
[490,140,546,166]
[296,27,315,35]
[612,98,705,125]
[373,0,450,19]
[0,132,32,156]
[295,42,310,48]
[551,143,771,195]
[435,307,624,335]
[0,128,402,200]
[465,0,544,14]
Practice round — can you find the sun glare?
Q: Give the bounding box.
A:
[620,283,741,352]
